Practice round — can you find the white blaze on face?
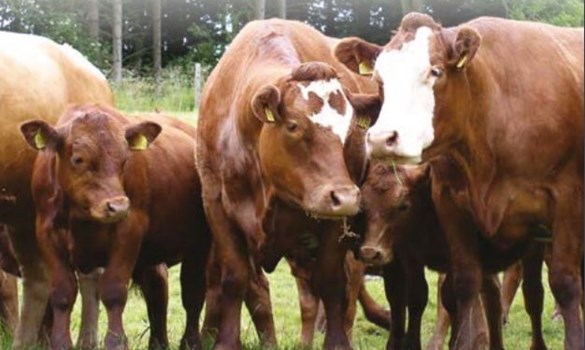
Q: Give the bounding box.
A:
[368,26,437,161]
[298,79,353,144]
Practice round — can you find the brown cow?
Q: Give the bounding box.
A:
[0,225,18,335]
[21,105,210,350]
[335,13,584,349]
[0,31,114,349]
[197,18,378,350]
[360,162,495,349]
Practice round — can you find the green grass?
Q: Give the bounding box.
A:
[11,262,565,350]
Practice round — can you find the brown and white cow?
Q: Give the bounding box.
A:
[336,13,584,349]
[21,105,210,350]
[197,18,378,350]
[0,31,114,349]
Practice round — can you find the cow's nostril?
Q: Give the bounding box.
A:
[330,191,341,207]
[373,251,382,261]
[386,131,398,147]
[106,202,117,213]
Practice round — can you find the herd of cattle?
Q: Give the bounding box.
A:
[0,10,582,350]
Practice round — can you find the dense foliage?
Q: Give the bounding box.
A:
[0,0,582,78]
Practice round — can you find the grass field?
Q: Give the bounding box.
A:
[6,97,565,349]
[23,263,560,350]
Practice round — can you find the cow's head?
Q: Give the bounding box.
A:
[335,12,481,163]
[21,105,161,224]
[359,162,430,265]
[252,62,361,218]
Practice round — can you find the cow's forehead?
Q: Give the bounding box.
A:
[375,26,433,80]
[296,79,353,144]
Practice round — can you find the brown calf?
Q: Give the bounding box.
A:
[22,105,210,350]
[360,162,498,349]
[0,31,114,349]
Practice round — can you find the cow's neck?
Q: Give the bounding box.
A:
[438,60,505,236]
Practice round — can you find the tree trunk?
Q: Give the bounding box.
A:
[112,0,123,84]
[152,0,162,98]
[412,0,425,12]
[353,2,369,39]
[324,0,336,36]
[87,0,99,41]
[400,0,425,16]
[275,0,286,19]
[254,0,265,20]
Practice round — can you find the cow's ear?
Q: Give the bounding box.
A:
[20,120,61,151]
[450,27,481,70]
[347,93,382,128]
[251,84,281,124]
[334,37,382,76]
[125,121,162,151]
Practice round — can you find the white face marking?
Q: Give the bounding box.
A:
[298,79,353,144]
[367,26,437,161]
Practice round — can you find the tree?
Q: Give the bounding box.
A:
[152,0,162,97]
[254,0,265,19]
[87,0,100,41]
[400,0,426,15]
[112,0,123,84]
[276,0,286,18]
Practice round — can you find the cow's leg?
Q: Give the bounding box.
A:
[480,275,503,350]
[433,191,482,350]
[9,225,49,350]
[99,224,143,350]
[501,262,522,325]
[549,192,584,350]
[77,269,102,350]
[426,273,449,350]
[405,264,428,350]
[314,229,351,350]
[383,261,406,350]
[134,264,169,350]
[520,244,547,350]
[180,228,211,350]
[0,270,18,335]
[294,274,319,347]
[358,279,390,330]
[208,218,249,350]
[343,254,363,343]
[202,247,221,343]
[440,273,460,349]
[244,268,276,348]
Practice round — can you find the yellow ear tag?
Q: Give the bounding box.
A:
[33,129,46,150]
[358,61,374,76]
[264,107,275,123]
[356,116,370,129]
[130,134,149,151]
[456,55,468,70]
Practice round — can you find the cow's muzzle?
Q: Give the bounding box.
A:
[306,184,360,218]
[359,244,392,266]
[90,196,130,223]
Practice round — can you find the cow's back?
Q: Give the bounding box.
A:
[0,31,113,224]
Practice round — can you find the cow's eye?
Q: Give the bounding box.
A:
[286,121,299,133]
[430,67,443,78]
[71,155,84,167]
[396,201,410,212]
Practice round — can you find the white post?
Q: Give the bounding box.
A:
[194,63,202,110]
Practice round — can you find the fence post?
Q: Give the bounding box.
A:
[194,63,202,111]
